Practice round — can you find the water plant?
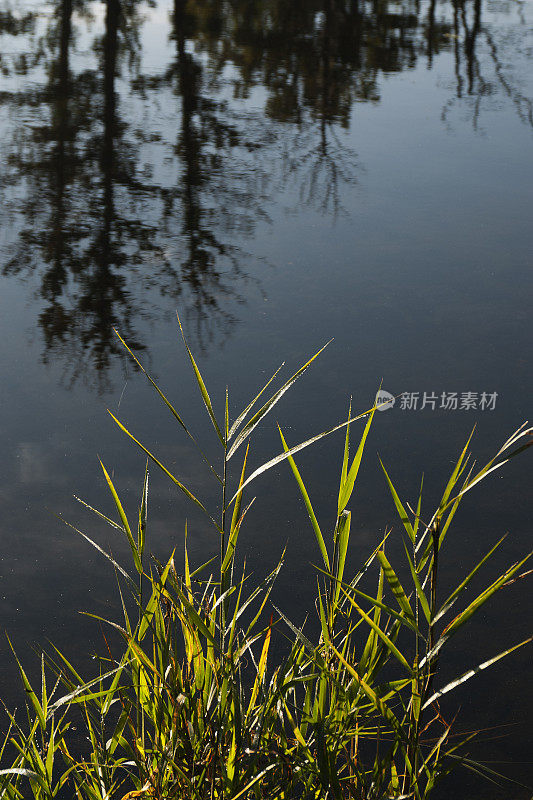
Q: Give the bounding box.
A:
[1,318,532,799]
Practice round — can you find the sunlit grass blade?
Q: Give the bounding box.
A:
[248,617,272,712]
[421,552,533,666]
[55,514,133,586]
[279,427,330,572]
[403,542,431,624]
[6,637,45,731]
[73,495,124,532]
[441,425,533,513]
[333,510,351,607]
[228,406,376,505]
[228,361,285,440]
[330,644,405,738]
[422,637,533,710]
[336,581,420,634]
[379,459,415,543]
[108,411,221,532]
[438,428,475,513]
[440,552,532,640]
[433,535,507,625]
[177,312,224,444]
[138,553,174,641]
[272,605,325,669]
[358,568,384,677]
[137,461,149,560]
[338,399,352,508]
[338,404,375,514]
[48,665,125,715]
[114,328,222,483]
[376,551,415,622]
[225,386,229,442]
[350,600,413,675]
[413,474,424,540]
[226,340,333,460]
[99,460,143,575]
[222,444,250,580]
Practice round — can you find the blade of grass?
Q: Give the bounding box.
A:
[279,427,330,572]
[228,362,285,441]
[423,637,533,709]
[226,340,333,460]
[338,405,375,514]
[108,411,221,533]
[177,312,224,445]
[228,407,376,505]
[99,460,143,575]
[114,328,222,483]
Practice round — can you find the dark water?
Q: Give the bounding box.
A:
[1,0,532,794]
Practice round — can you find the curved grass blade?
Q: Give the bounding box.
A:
[228,407,375,506]
[228,361,285,440]
[349,601,414,675]
[227,340,333,460]
[279,427,330,572]
[441,425,533,515]
[108,411,221,533]
[421,551,532,666]
[6,637,45,731]
[376,551,414,622]
[114,328,222,484]
[99,460,143,575]
[55,514,134,588]
[338,404,375,514]
[177,312,224,445]
[422,636,533,710]
[433,535,507,625]
[379,459,415,543]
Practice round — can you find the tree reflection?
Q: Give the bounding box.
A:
[2,0,154,388]
[442,0,533,131]
[0,0,530,386]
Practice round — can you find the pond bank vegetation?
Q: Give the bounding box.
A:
[1,320,532,799]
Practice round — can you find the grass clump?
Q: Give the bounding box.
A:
[1,318,532,800]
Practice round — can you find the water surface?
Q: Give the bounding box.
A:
[1,0,532,793]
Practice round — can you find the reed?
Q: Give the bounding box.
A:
[1,318,532,799]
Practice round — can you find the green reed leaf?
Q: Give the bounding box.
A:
[376,551,415,622]
[227,340,333,460]
[228,406,376,505]
[279,427,330,572]
[379,459,415,543]
[100,459,143,575]
[338,404,375,514]
[423,636,533,710]
[108,411,221,532]
[177,312,224,444]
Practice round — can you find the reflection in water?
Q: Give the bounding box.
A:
[443,0,533,130]
[0,0,531,386]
